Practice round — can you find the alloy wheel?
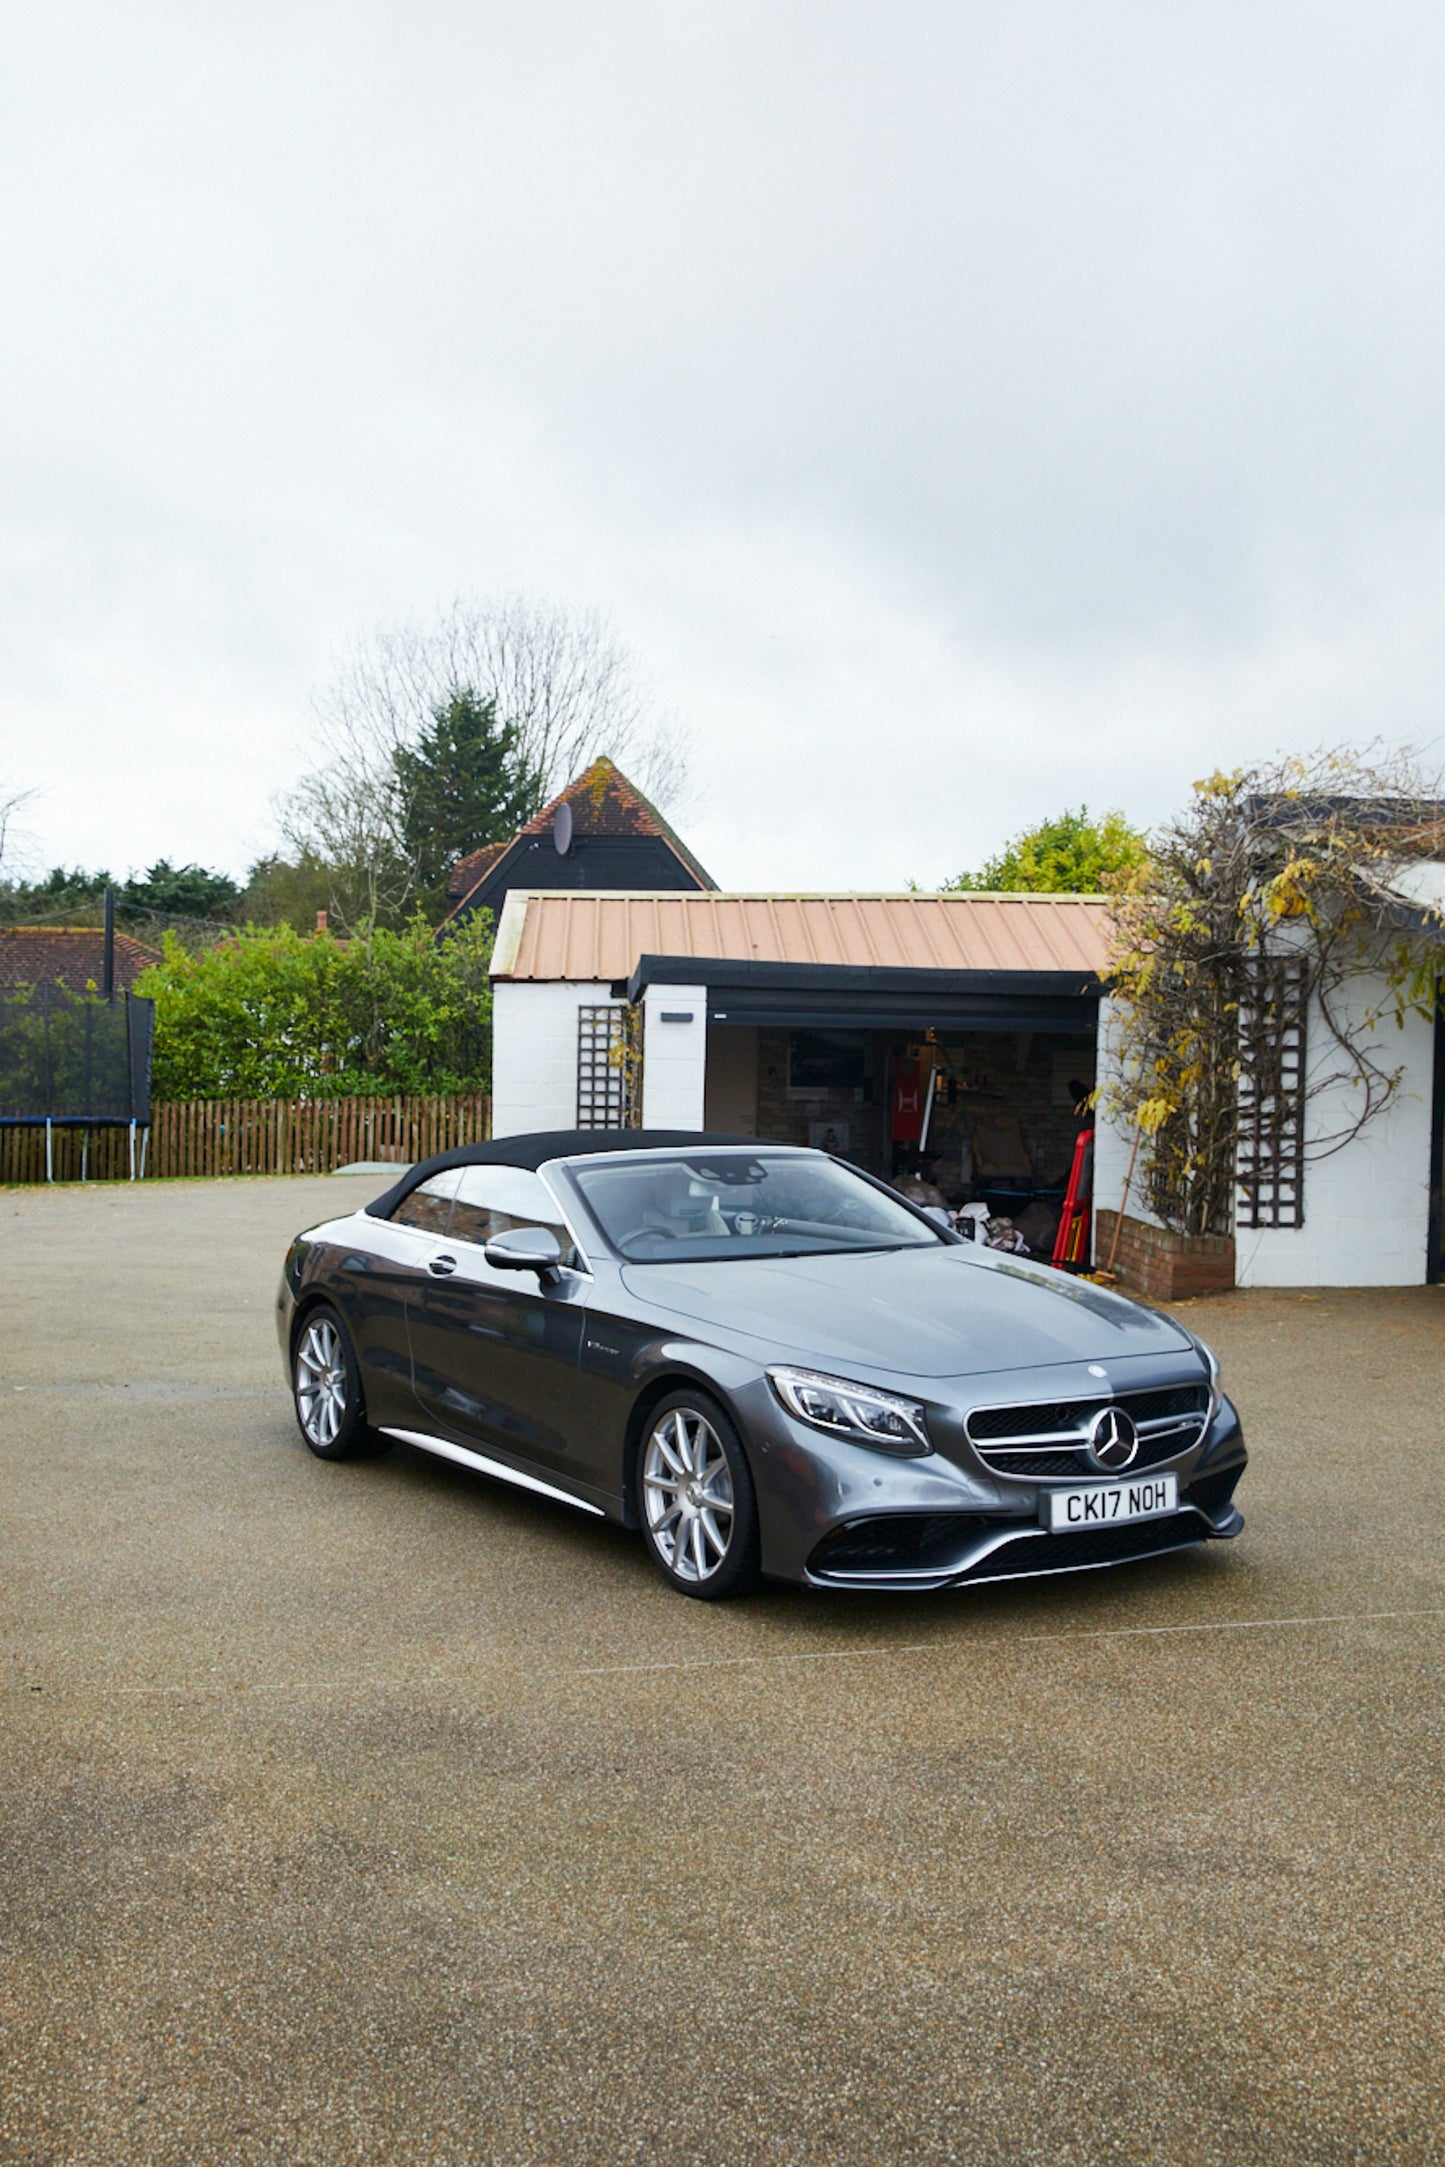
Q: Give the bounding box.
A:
[295,1316,348,1450]
[642,1407,736,1583]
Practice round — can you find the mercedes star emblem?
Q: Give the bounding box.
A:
[1088,1405,1139,1472]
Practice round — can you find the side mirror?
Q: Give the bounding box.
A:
[484,1225,565,1286]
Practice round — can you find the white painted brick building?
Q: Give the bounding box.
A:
[489,887,1445,1287]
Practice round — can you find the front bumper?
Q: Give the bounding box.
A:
[735,1370,1247,1591]
[804,1478,1244,1591]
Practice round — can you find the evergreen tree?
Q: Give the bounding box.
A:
[392,688,542,912]
[0,866,112,925]
[122,860,242,920]
[237,850,339,932]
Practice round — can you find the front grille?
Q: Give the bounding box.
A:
[956,1512,1210,1582]
[970,1400,1098,1442]
[983,1446,1094,1479]
[989,1430,1194,1480]
[1185,1463,1245,1515]
[813,1513,999,1575]
[965,1383,1210,1481]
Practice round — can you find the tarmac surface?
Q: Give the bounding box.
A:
[2,1173,1444,2166]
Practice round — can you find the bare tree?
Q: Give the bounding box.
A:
[276,759,419,938]
[0,780,37,881]
[281,596,693,933]
[311,596,691,805]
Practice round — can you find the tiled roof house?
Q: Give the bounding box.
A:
[446,758,716,928]
[0,926,160,994]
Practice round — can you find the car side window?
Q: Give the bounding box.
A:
[449,1165,577,1265]
[389,1169,462,1235]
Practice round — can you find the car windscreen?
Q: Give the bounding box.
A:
[569,1152,944,1263]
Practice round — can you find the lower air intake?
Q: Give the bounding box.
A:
[811,1513,1000,1576]
[1185,1463,1245,1515]
[956,1511,1211,1582]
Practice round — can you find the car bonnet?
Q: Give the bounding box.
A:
[617,1243,1192,1377]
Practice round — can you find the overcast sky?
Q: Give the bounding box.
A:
[4,0,1444,892]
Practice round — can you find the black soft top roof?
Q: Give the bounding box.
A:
[362,1129,765,1219]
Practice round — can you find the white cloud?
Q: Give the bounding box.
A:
[2,0,1443,884]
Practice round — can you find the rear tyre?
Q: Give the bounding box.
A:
[292,1305,388,1461]
[639,1390,761,1601]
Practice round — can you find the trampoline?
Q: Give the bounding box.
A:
[0,984,156,1180]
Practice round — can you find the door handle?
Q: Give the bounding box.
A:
[428,1254,458,1278]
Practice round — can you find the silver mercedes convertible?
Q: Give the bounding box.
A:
[275,1130,1246,1600]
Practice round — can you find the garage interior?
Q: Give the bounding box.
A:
[703,1020,1097,1260]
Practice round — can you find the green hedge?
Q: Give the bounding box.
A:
[136,915,493,1099]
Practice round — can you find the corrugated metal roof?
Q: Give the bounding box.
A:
[491,891,1112,982]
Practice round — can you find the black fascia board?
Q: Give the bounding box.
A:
[707,993,1098,1033]
[624,953,1103,1004]
[1368,888,1445,938]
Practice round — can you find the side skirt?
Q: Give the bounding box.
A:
[378,1428,607,1517]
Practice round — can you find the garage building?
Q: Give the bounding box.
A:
[490,888,1105,1260]
[489,881,1445,1287]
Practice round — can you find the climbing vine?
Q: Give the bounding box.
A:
[1102,750,1445,1236]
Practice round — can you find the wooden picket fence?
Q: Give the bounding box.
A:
[0,1093,491,1185]
[0,1126,141,1185]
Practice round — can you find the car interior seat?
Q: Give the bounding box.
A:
[645,1166,729,1239]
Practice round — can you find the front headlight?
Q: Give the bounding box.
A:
[1197,1337,1222,1421]
[767,1365,931,1455]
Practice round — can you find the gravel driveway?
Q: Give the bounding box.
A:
[3,1174,1444,2165]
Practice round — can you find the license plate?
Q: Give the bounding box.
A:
[1043,1473,1178,1532]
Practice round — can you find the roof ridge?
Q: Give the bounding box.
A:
[0,925,161,952]
[497,887,1110,903]
[445,755,717,917]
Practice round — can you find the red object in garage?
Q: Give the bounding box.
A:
[891,1057,924,1144]
[1052,1127,1095,1268]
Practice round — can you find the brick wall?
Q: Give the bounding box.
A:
[492,980,612,1136]
[921,1032,1093,1196]
[751,1026,1097,1193]
[1095,1210,1236,1301]
[754,1029,887,1171]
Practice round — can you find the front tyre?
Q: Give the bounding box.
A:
[292,1305,386,1461]
[639,1391,760,1601]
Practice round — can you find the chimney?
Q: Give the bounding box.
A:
[315,909,328,934]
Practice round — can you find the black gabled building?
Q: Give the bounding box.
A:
[444,757,716,928]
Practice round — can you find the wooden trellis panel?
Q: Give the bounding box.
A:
[1236,956,1307,1229]
[576,1005,642,1129]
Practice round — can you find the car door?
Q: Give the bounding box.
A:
[405,1162,591,1478]
[331,1169,464,1421]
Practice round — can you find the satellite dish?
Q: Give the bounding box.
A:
[553,802,574,855]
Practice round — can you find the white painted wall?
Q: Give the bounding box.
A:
[1236,971,1435,1287]
[490,979,612,1138]
[1093,982,1439,1284]
[640,983,709,1129]
[1091,996,1165,1236]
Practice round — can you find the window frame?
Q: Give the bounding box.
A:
[387,1166,464,1237]
[386,1163,592,1274]
[439,1162,583,1271]
[551,1144,949,1266]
